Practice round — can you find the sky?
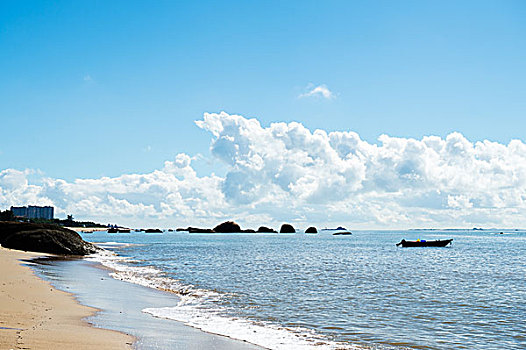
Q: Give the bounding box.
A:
[1,1,526,228]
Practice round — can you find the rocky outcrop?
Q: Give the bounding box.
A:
[333,231,352,236]
[189,228,214,233]
[177,227,215,233]
[108,227,131,233]
[280,224,296,233]
[257,226,277,233]
[213,221,241,233]
[144,229,162,233]
[175,222,259,234]
[0,222,99,255]
[305,226,317,234]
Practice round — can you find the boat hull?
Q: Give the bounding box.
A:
[396,239,453,247]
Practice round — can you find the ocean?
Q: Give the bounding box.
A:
[47,229,526,349]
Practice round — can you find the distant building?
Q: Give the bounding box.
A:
[10,206,27,217]
[10,206,54,220]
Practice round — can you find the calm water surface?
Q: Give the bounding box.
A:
[82,230,526,349]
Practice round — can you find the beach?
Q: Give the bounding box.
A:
[1,244,262,350]
[1,229,524,350]
[0,247,134,350]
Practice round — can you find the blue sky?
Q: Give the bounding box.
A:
[1,1,526,227]
[2,0,525,180]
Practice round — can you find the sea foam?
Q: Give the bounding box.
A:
[87,244,358,350]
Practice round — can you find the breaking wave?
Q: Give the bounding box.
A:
[87,245,358,350]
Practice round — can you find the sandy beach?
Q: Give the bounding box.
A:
[0,247,134,350]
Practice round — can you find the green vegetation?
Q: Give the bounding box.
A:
[0,210,14,221]
[29,217,106,228]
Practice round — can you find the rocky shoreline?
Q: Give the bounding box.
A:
[0,220,349,256]
[0,222,99,255]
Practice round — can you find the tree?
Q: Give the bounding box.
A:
[0,210,14,221]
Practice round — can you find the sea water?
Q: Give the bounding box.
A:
[81,229,525,349]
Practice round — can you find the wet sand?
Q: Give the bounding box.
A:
[31,255,264,350]
[0,247,134,349]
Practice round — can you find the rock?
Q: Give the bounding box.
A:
[145,229,162,233]
[190,228,214,233]
[305,226,317,234]
[177,223,254,234]
[183,227,215,233]
[0,222,99,255]
[279,224,295,233]
[333,231,352,236]
[213,221,242,233]
[257,226,277,233]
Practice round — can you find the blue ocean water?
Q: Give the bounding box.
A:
[82,229,526,350]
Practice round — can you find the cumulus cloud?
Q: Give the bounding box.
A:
[299,84,334,99]
[2,112,526,229]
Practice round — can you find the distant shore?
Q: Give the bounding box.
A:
[0,247,134,349]
[65,226,108,233]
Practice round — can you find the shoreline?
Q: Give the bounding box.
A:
[27,248,264,350]
[65,226,108,233]
[0,247,134,349]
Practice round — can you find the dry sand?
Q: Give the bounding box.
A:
[0,247,134,350]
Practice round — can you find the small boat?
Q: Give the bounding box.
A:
[396,239,452,247]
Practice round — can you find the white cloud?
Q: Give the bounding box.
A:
[83,74,93,82]
[299,84,334,99]
[2,112,526,229]
[447,195,473,209]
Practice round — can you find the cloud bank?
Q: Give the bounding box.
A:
[2,112,526,229]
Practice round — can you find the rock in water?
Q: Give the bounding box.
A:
[305,226,317,233]
[184,227,215,233]
[333,231,352,236]
[257,226,277,233]
[280,224,296,233]
[0,222,99,255]
[213,221,242,233]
